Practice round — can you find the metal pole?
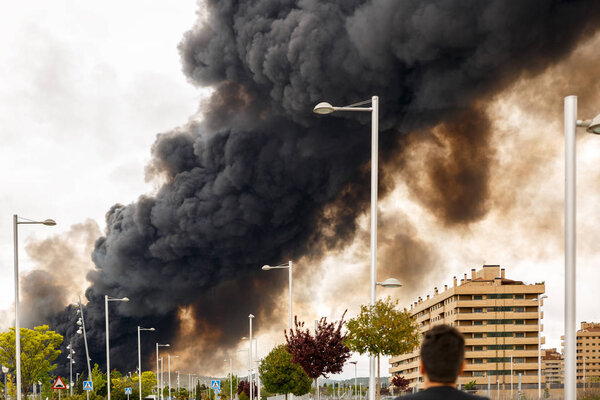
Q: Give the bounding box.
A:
[161,358,164,400]
[78,296,92,384]
[156,344,160,398]
[288,261,293,330]
[584,358,587,394]
[487,376,490,398]
[230,359,233,400]
[138,328,142,400]
[105,295,111,400]
[368,95,379,400]
[169,356,172,400]
[564,95,577,400]
[13,215,21,400]
[354,363,357,400]
[249,315,254,400]
[70,345,73,396]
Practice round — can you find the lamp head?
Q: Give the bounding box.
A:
[377,278,403,288]
[587,114,600,134]
[313,102,335,115]
[249,314,255,319]
[121,297,130,302]
[149,327,156,331]
[261,265,271,270]
[43,219,57,226]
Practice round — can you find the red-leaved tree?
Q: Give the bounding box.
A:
[391,375,410,391]
[237,380,257,399]
[285,312,350,399]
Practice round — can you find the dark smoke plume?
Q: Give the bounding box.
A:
[44,0,600,375]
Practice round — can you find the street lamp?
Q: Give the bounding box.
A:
[350,362,358,400]
[168,355,179,400]
[563,96,600,400]
[13,215,56,400]
[105,295,130,400]
[75,296,92,385]
[531,295,548,400]
[261,261,293,330]
[156,344,170,399]
[248,314,254,400]
[3,365,9,400]
[138,327,155,400]
[314,97,379,400]
[67,343,76,396]
[376,278,402,288]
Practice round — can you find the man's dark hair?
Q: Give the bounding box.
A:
[420,324,465,383]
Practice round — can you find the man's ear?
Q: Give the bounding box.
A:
[419,359,426,375]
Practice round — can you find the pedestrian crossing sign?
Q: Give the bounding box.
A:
[211,380,221,391]
[125,388,132,395]
[83,381,93,391]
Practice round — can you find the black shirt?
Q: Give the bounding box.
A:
[395,386,488,400]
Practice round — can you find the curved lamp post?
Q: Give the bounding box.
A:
[105,295,130,400]
[156,344,170,399]
[563,96,600,400]
[138,327,155,400]
[13,215,55,400]
[261,261,293,330]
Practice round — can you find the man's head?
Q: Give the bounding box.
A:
[420,324,465,383]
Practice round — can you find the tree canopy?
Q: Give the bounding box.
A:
[259,344,312,399]
[0,325,63,396]
[285,313,350,380]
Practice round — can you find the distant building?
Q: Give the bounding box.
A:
[542,348,563,385]
[561,322,600,384]
[389,265,545,389]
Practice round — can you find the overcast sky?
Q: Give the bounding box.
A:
[1,1,600,380]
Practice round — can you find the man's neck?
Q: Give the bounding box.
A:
[424,380,456,390]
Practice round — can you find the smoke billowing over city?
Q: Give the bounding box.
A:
[14,0,600,376]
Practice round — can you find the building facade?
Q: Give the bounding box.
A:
[389,265,545,389]
[564,322,600,384]
[542,348,563,385]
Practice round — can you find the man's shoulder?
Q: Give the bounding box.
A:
[394,386,488,400]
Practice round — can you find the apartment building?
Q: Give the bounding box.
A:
[389,265,545,390]
[542,348,563,385]
[563,322,600,384]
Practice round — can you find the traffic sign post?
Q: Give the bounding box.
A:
[125,387,132,400]
[83,380,93,400]
[210,381,220,400]
[53,377,67,400]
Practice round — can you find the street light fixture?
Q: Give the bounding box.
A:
[156,344,170,400]
[75,296,92,385]
[168,355,179,400]
[105,295,130,400]
[563,96,600,400]
[376,278,402,288]
[350,362,358,400]
[13,215,56,400]
[138,327,155,400]
[313,96,379,400]
[261,261,293,330]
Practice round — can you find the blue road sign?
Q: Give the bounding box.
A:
[83,381,93,391]
[210,380,220,391]
[125,388,133,395]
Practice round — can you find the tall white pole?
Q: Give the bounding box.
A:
[156,344,160,398]
[230,359,233,400]
[78,296,92,383]
[564,95,577,400]
[368,95,379,400]
[168,356,172,400]
[161,358,164,400]
[249,315,254,400]
[138,328,142,400]
[288,261,293,330]
[105,295,111,400]
[13,215,21,400]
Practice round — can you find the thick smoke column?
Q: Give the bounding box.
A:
[47,0,600,374]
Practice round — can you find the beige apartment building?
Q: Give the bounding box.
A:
[561,322,600,384]
[389,265,545,390]
[542,348,563,385]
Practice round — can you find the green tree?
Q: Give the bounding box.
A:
[76,373,84,394]
[345,297,419,400]
[259,345,312,400]
[90,363,107,396]
[221,374,238,400]
[0,325,63,396]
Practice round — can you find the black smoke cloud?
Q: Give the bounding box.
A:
[46,0,600,375]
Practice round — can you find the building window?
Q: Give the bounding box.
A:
[474,333,483,338]
[488,332,513,337]
[514,345,524,350]
[473,359,484,364]
[514,307,525,312]
[514,294,524,299]
[474,346,484,351]
[489,306,513,312]
[514,358,525,363]
[487,370,511,376]
[474,295,483,300]
[473,371,485,377]
[488,319,514,325]
[474,321,483,326]
[488,345,513,350]
[488,294,513,299]
[515,320,525,325]
[514,332,525,337]
[474,308,483,313]
[488,357,511,363]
